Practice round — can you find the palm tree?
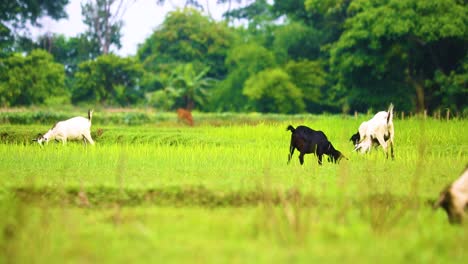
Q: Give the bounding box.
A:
[166,63,215,110]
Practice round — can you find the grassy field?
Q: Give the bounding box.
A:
[0,111,467,263]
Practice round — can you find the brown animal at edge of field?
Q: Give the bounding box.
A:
[177,108,194,126]
[433,166,468,224]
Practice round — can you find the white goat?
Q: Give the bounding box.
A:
[434,166,468,224]
[34,110,95,145]
[351,104,394,159]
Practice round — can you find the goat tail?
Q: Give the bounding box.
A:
[88,109,93,122]
[387,103,394,124]
[286,125,295,133]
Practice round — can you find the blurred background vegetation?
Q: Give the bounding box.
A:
[0,0,466,115]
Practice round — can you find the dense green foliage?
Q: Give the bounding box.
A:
[329,0,467,112]
[244,68,305,113]
[72,54,144,106]
[0,50,66,106]
[0,1,466,114]
[137,8,234,80]
[0,111,467,262]
[211,42,277,111]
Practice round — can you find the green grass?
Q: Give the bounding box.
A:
[3,206,467,263]
[0,113,467,263]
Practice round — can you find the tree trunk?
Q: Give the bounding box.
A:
[406,69,426,113]
[414,81,425,113]
[186,97,194,111]
[102,0,111,54]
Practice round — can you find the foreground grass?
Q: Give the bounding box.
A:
[0,115,467,263]
[2,203,468,263]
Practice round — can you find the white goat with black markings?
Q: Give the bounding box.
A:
[350,104,394,159]
[433,166,468,224]
[34,110,95,146]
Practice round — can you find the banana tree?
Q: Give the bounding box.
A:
[166,63,215,110]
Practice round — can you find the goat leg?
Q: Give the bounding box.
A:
[299,152,305,165]
[390,140,395,159]
[375,134,388,158]
[287,145,295,164]
[317,155,323,165]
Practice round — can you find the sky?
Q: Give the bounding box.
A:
[32,0,241,56]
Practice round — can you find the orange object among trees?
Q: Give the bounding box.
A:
[176,108,194,126]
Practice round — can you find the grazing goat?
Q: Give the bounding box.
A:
[287,125,345,166]
[177,108,194,126]
[350,131,390,149]
[351,104,394,159]
[433,167,468,224]
[34,110,95,145]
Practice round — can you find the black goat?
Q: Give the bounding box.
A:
[287,125,345,166]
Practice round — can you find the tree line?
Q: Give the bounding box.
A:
[0,0,466,114]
